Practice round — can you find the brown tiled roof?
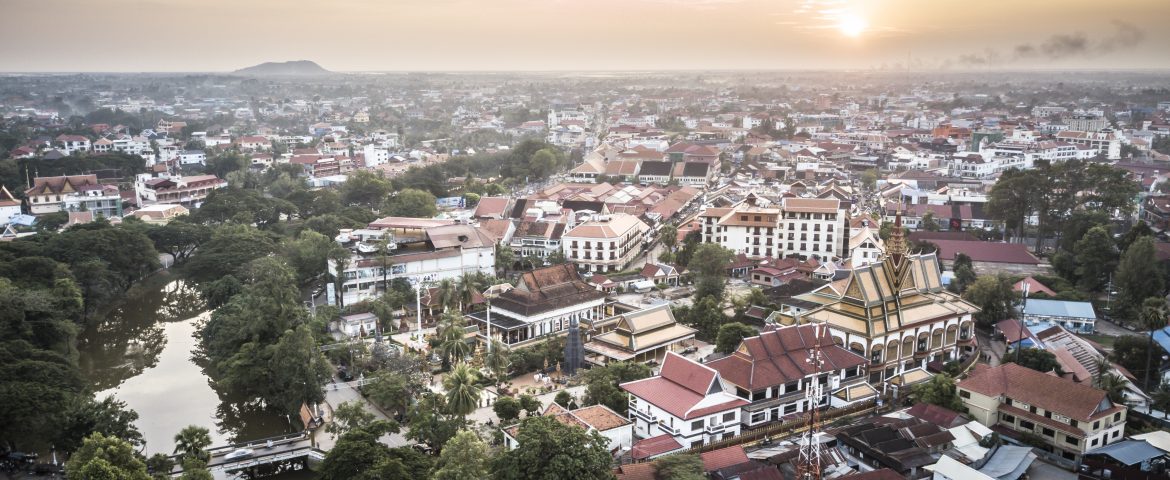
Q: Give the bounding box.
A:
[928,239,1040,265]
[630,434,684,460]
[706,324,867,391]
[957,363,1118,422]
[473,196,511,218]
[25,174,99,196]
[700,446,750,472]
[492,264,605,317]
[569,405,631,431]
[621,352,748,420]
[614,462,658,480]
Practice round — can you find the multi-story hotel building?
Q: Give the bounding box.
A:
[957,363,1127,466]
[25,175,122,218]
[562,213,650,273]
[699,195,847,261]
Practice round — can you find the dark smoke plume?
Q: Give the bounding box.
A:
[956,20,1145,66]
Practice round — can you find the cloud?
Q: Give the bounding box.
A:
[955,20,1146,66]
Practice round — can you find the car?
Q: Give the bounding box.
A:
[223,449,254,460]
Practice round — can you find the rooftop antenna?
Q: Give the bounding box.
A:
[796,323,827,480]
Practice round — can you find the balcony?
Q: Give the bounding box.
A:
[914,349,929,360]
[705,423,727,434]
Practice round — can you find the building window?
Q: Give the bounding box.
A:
[1042,428,1055,437]
[1113,412,1121,422]
[691,420,703,431]
[959,390,970,399]
[1092,421,1099,430]
[723,412,735,422]
[1001,414,1015,424]
[1064,436,1078,446]
[1020,420,1035,430]
[1062,451,1076,461]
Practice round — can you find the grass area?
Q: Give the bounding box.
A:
[1080,334,1117,348]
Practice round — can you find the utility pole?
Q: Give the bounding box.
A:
[1016,281,1029,364]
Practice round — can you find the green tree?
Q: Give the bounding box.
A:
[364,370,419,418]
[951,253,977,293]
[492,415,616,480]
[147,220,211,263]
[1115,237,1166,324]
[145,454,175,479]
[921,211,940,231]
[1073,226,1117,292]
[860,169,878,191]
[327,400,378,439]
[684,295,729,341]
[660,225,679,252]
[406,393,461,450]
[1150,383,1170,419]
[554,390,575,409]
[266,324,332,413]
[56,395,144,453]
[583,361,651,416]
[65,433,151,480]
[177,457,213,480]
[432,430,492,480]
[493,396,522,423]
[1118,221,1154,253]
[484,340,511,385]
[443,363,482,421]
[690,243,734,300]
[173,425,212,463]
[1140,297,1169,390]
[340,170,393,208]
[384,188,438,218]
[910,373,963,411]
[184,224,276,283]
[1094,371,1129,404]
[963,274,1016,327]
[653,453,704,480]
[518,394,542,417]
[318,421,407,480]
[715,322,757,354]
[1006,348,1063,374]
[284,229,346,284]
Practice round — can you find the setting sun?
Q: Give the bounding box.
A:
[838,14,868,38]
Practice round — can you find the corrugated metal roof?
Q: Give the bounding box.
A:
[1022,299,1096,319]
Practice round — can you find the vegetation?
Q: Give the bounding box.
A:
[653,453,705,480]
[910,373,964,411]
[65,432,151,480]
[492,415,616,480]
[431,430,492,480]
[583,361,652,416]
[1114,237,1166,324]
[1006,348,1063,374]
[715,322,757,354]
[963,274,1016,328]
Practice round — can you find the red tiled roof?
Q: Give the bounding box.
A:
[621,352,748,420]
[706,324,867,391]
[700,446,750,472]
[927,239,1041,265]
[614,462,658,480]
[630,434,684,460]
[957,363,1120,422]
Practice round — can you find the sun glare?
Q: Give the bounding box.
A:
[838,14,867,38]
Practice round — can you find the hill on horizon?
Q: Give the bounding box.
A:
[232,60,330,76]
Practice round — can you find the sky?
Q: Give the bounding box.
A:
[2,0,1169,72]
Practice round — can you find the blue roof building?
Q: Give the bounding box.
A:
[1022,299,1097,334]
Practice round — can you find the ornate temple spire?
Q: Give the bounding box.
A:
[887,205,908,264]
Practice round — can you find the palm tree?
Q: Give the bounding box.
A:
[1139,297,1168,390]
[1095,372,1129,404]
[1151,383,1170,419]
[455,274,479,312]
[173,425,212,462]
[437,313,472,366]
[443,363,482,421]
[436,279,457,312]
[484,340,511,386]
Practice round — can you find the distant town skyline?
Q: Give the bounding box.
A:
[3,0,1170,72]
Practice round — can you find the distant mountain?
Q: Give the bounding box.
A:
[232,60,330,76]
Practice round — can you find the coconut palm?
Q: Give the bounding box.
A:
[456,274,479,312]
[1151,383,1170,419]
[443,363,482,421]
[1139,297,1168,390]
[438,313,472,366]
[1095,372,1129,404]
[173,425,212,462]
[436,279,457,312]
[484,340,511,385]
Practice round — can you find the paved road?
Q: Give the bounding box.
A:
[315,377,408,450]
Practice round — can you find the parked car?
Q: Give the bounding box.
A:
[224,449,254,461]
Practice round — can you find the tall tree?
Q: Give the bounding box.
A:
[1073,225,1117,292]
[384,188,438,218]
[963,274,1016,327]
[910,373,963,411]
[690,243,734,300]
[340,170,393,208]
[173,425,212,463]
[583,361,651,416]
[443,363,482,421]
[1139,297,1169,390]
[492,415,616,480]
[318,422,407,480]
[653,454,704,480]
[715,322,757,354]
[431,430,492,480]
[1114,237,1165,324]
[406,393,461,450]
[65,433,151,480]
[326,400,378,439]
[56,396,144,454]
[1006,348,1063,374]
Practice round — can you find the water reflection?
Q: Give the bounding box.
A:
[78,274,295,454]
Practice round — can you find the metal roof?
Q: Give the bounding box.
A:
[1022,299,1096,320]
[1085,440,1166,466]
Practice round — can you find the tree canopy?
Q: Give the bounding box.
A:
[492,415,616,480]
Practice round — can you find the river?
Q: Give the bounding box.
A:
[77,273,298,456]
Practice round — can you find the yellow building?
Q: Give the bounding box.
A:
[776,212,980,384]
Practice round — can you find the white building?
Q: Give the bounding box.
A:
[178,150,207,165]
[699,196,847,261]
[621,352,750,448]
[466,264,606,348]
[503,403,633,454]
[562,213,650,273]
[848,221,884,266]
[1055,130,1121,160]
[328,224,497,306]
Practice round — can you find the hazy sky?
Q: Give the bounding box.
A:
[2,0,1169,72]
